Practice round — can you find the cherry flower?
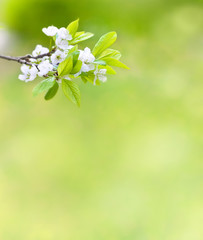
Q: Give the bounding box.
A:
[55,38,70,50]
[57,28,72,40]
[51,49,66,66]
[42,26,58,37]
[55,28,72,50]
[18,65,38,82]
[38,60,53,77]
[94,68,107,85]
[32,45,49,57]
[79,47,95,72]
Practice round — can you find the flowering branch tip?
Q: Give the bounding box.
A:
[0,19,129,106]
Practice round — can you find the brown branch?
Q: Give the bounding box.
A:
[0,54,33,66]
[19,48,56,60]
[0,48,56,66]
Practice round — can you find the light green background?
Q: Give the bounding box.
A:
[0,0,203,239]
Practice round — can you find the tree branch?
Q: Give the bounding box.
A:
[0,48,56,66]
[0,54,33,66]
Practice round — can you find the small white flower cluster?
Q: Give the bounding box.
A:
[18,25,107,84]
[15,19,129,105]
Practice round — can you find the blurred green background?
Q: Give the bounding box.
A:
[0,0,203,239]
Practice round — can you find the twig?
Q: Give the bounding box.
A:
[0,54,33,66]
[0,48,56,66]
[19,48,56,60]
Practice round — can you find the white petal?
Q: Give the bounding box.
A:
[88,63,95,71]
[99,69,107,74]
[32,45,49,57]
[30,66,38,75]
[79,48,95,63]
[20,64,30,74]
[18,74,26,81]
[81,63,90,72]
[99,75,107,82]
[55,38,69,50]
[38,60,53,76]
[84,47,91,54]
[57,28,72,40]
[42,26,58,36]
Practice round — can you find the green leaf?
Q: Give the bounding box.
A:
[62,79,81,107]
[93,60,107,66]
[81,72,100,85]
[81,77,87,84]
[47,71,57,76]
[101,57,130,69]
[49,38,54,51]
[71,60,82,74]
[67,19,79,37]
[80,75,94,84]
[74,31,85,38]
[44,82,59,100]
[92,32,117,57]
[32,77,55,97]
[69,32,94,45]
[98,48,121,60]
[68,45,78,55]
[58,55,73,76]
[72,51,80,67]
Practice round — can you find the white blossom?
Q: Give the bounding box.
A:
[94,68,107,85]
[18,64,38,82]
[51,49,66,65]
[55,38,70,50]
[55,28,72,50]
[32,45,49,57]
[57,28,72,40]
[29,56,49,65]
[38,60,53,77]
[42,26,58,37]
[79,47,95,72]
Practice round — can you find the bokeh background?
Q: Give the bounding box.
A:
[0,0,203,239]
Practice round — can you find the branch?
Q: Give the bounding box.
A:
[0,48,56,66]
[19,48,56,60]
[0,54,33,66]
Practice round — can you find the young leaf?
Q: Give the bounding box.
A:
[80,72,100,85]
[62,79,81,107]
[69,32,94,45]
[101,57,130,69]
[49,38,54,51]
[92,32,117,57]
[32,77,55,97]
[74,31,85,38]
[81,76,87,83]
[93,60,106,66]
[67,19,79,37]
[98,48,121,60]
[71,60,82,74]
[72,51,80,67]
[58,55,73,76]
[68,45,78,54]
[44,82,59,100]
